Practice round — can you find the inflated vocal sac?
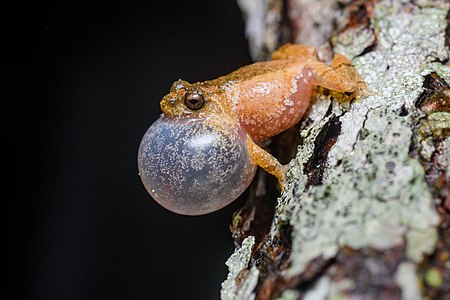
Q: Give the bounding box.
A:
[137,116,257,215]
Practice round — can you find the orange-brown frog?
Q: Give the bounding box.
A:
[138,44,366,215]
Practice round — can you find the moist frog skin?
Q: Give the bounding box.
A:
[138,44,366,215]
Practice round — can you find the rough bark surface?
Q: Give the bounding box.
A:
[222,0,449,299]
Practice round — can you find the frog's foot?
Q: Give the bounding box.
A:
[330,54,368,97]
[309,53,368,100]
[247,136,287,191]
[273,44,368,100]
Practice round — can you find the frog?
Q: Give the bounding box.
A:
[137,44,366,215]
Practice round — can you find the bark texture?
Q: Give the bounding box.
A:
[222,0,449,299]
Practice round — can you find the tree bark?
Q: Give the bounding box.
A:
[221,0,450,299]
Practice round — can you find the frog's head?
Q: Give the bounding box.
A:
[160,79,224,118]
[138,80,256,215]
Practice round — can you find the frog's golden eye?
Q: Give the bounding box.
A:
[184,93,205,110]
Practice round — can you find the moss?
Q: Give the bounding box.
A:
[417,112,450,160]
[424,268,443,288]
[418,112,450,139]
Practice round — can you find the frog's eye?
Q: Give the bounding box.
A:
[184,93,205,110]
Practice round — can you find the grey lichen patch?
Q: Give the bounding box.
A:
[273,104,334,224]
[277,0,447,279]
[232,267,260,300]
[395,262,421,300]
[288,0,345,48]
[333,27,375,60]
[276,289,300,300]
[224,0,449,297]
[238,0,286,61]
[302,276,331,300]
[446,137,450,181]
[221,236,259,300]
[238,0,269,61]
[406,227,438,262]
[278,1,446,277]
[301,275,357,300]
[422,62,450,83]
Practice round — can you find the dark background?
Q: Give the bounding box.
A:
[21,1,252,299]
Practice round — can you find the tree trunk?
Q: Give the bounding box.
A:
[221,0,450,299]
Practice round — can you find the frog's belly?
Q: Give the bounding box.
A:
[233,67,314,142]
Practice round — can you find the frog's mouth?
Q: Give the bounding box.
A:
[160,98,173,116]
[160,93,186,117]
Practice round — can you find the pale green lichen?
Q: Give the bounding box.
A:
[333,28,375,61]
[221,236,259,300]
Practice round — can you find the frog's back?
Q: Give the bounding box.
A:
[205,58,315,142]
[205,58,304,88]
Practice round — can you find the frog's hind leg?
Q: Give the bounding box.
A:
[271,43,319,61]
[273,44,366,98]
[309,54,367,98]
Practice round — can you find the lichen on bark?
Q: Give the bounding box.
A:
[222,236,260,300]
[222,0,449,299]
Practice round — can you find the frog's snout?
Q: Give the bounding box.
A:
[160,94,179,116]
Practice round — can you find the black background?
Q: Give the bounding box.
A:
[21,1,252,299]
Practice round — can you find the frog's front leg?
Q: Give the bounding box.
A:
[246,136,288,190]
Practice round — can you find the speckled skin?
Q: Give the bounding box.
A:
[160,44,365,181]
[138,44,366,215]
[138,117,257,215]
